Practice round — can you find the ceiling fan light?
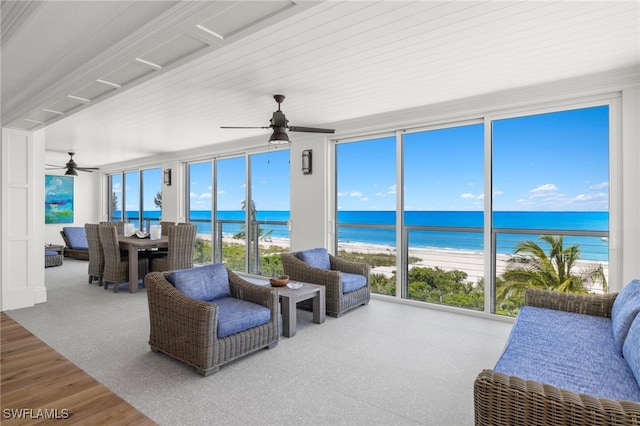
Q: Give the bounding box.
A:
[269,127,289,144]
[65,168,78,176]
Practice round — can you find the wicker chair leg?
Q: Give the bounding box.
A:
[199,366,219,376]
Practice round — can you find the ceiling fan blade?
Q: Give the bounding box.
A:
[289,126,335,134]
[221,126,270,129]
[45,166,65,170]
[77,167,99,172]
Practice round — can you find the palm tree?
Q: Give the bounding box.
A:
[497,235,608,308]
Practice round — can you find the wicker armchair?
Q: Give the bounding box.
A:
[281,249,370,317]
[98,224,148,292]
[145,267,279,376]
[150,224,196,272]
[84,224,104,285]
[474,288,640,426]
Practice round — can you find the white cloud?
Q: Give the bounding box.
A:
[198,193,212,199]
[530,183,558,193]
[350,191,363,197]
[461,192,485,200]
[359,197,369,202]
[589,181,609,190]
[572,192,608,202]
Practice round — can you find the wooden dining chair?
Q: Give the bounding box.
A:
[150,224,197,272]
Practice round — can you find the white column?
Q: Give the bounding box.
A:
[1,127,46,310]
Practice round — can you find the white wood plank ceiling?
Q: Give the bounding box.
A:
[2,1,638,168]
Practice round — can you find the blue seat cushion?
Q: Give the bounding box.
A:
[167,264,230,302]
[63,227,88,249]
[623,315,640,388]
[612,279,640,352]
[495,306,640,402]
[342,272,366,293]
[45,251,59,256]
[296,248,330,270]
[212,297,271,338]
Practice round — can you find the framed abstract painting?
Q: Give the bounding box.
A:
[45,175,74,224]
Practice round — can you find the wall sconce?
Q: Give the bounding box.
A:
[301,149,312,175]
[163,168,172,186]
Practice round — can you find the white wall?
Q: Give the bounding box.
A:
[1,128,47,310]
[620,87,640,285]
[289,136,332,252]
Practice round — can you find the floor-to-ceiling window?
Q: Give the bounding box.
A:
[215,156,247,271]
[109,174,123,221]
[248,150,290,276]
[335,135,397,295]
[108,167,162,230]
[187,149,290,274]
[403,123,485,310]
[492,105,609,316]
[187,161,213,265]
[334,101,612,317]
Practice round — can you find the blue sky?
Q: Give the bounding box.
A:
[181,105,609,213]
[188,149,290,212]
[337,105,609,212]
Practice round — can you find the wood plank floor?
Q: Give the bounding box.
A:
[1,313,156,425]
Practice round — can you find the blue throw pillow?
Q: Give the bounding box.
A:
[63,227,88,249]
[167,264,230,302]
[612,279,640,352]
[297,248,330,270]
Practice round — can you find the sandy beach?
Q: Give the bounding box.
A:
[202,234,608,292]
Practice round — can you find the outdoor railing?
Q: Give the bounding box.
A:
[337,222,609,315]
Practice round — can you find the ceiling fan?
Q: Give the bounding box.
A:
[45,152,99,176]
[221,94,335,144]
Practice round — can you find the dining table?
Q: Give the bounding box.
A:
[118,235,168,293]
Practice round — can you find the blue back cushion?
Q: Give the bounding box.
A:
[296,248,330,270]
[612,279,640,352]
[167,264,230,302]
[623,314,640,388]
[63,227,88,249]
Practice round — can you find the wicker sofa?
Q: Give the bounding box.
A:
[145,264,279,376]
[474,282,640,426]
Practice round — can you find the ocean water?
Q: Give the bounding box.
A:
[116,210,609,260]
